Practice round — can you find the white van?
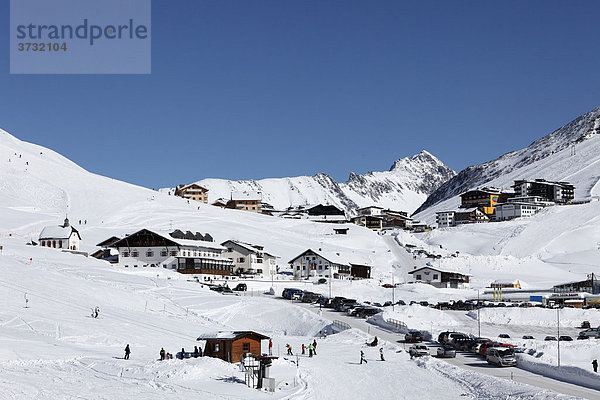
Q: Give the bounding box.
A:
[486,347,517,367]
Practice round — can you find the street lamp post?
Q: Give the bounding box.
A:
[477,289,481,338]
[392,274,395,311]
[557,307,561,367]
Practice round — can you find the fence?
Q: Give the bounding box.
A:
[384,318,407,331]
[332,320,351,333]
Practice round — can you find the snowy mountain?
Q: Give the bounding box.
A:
[414,106,600,220]
[177,151,455,215]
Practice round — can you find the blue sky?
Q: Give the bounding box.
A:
[1,0,599,188]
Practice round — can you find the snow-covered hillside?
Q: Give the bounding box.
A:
[0,128,394,275]
[414,106,600,219]
[173,151,455,215]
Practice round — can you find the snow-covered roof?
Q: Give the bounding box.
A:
[159,233,225,250]
[289,248,371,267]
[39,225,79,240]
[409,266,469,276]
[230,191,262,201]
[196,331,269,341]
[221,240,278,258]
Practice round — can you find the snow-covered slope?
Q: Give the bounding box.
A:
[0,128,393,275]
[414,106,600,220]
[176,151,455,215]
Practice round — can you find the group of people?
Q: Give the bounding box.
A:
[360,347,385,364]
[285,339,319,358]
[122,345,204,361]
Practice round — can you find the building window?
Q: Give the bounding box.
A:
[123,252,130,257]
[242,343,250,352]
[238,257,245,263]
[416,274,422,280]
[58,241,62,248]
[214,343,220,352]
[132,250,139,257]
[146,250,154,257]
[170,250,177,257]
[433,274,439,280]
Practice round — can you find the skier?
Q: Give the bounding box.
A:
[268,339,273,356]
[308,344,314,358]
[324,331,327,339]
[593,359,598,373]
[380,348,385,361]
[181,347,186,359]
[124,344,131,360]
[160,348,166,361]
[312,339,317,355]
[286,344,293,355]
[302,344,306,355]
[93,306,99,318]
[360,350,367,364]
[194,346,200,358]
[319,330,323,339]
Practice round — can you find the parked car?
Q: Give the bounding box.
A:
[578,328,600,339]
[453,337,472,350]
[581,321,591,329]
[486,347,517,367]
[212,286,234,294]
[544,336,557,341]
[409,344,429,358]
[282,288,302,299]
[337,299,358,312]
[498,334,510,339]
[478,342,514,357]
[291,292,303,301]
[558,335,573,341]
[232,283,247,292]
[331,297,348,310]
[405,331,424,343]
[522,335,534,339]
[437,345,456,358]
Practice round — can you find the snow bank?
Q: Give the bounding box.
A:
[517,354,600,391]
[468,307,600,328]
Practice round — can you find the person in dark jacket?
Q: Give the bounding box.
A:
[379,347,385,361]
[312,340,317,355]
[194,346,200,358]
[160,348,166,361]
[124,344,130,360]
[360,350,367,364]
[593,359,598,373]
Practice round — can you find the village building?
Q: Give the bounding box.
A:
[356,206,385,216]
[333,227,349,235]
[353,208,413,231]
[490,279,522,289]
[108,229,233,275]
[494,201,545,221]
[221,240,278,276]
[408,266,470,289]
[553,274,600,295]
[197,331,269,363]
[38,217,81,251]
[288,249,371,280]
[411,221,430,232]
[512,179,574,203]
[460,187,515,216]
[174,183,209,203]
[211,198,228,208]
[436,211,455,228]
[225,192,262,213]
[436,208,489,228]
[351,215,383,231]
[276,204,347,223]
[91,236,120,263]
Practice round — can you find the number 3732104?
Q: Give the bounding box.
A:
[17,42,67,52]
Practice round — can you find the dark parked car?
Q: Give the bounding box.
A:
[211,286,233,294]
[282,288,302,299]
[558,335,573,342]
[522,335,534,340]
[498,334,510,339]
[405,331,424,343]
[330,297,348,310]
[337,299,358,312]
[232,283,247,291]
[544,336,557,341]
[438,331,455,344]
